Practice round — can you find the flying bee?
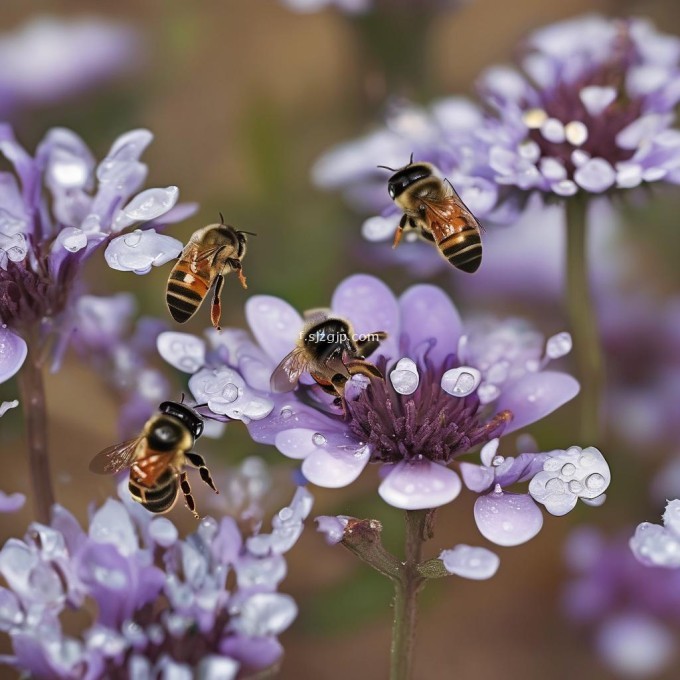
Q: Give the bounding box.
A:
[270,310,387,408]
[166,213,253,330]
[89,401,218,519]
[380,157,483,273]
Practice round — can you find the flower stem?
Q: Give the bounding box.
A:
[390,510,431,680]
[565,196,603,445]
[17,350,54,522]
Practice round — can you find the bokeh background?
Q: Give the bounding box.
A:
[1,0,680,678]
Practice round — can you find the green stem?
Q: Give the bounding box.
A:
[17,350,54,523]
[390,510,430,680]
[565,196,603,445]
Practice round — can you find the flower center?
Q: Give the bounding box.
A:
[521,28,644,175]
[345,355,512,465]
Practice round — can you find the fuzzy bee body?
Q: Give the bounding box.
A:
[270,311,386,406]
[166,220,249,330]
[90,401,218,519]
[386,161,483,273]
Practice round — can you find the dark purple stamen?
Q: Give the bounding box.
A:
[346,354,512,465]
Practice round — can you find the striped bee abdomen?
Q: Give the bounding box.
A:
[438,228,482,273]
[130,469,179,514]
[166,265,210,323]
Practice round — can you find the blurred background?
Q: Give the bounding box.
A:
[1,0,680,678]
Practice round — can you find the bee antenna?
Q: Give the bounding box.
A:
[179,392,186,404]
[239,230,257,237]
[377,164,397,172]
[193,402,208,409]
[218,212,225,224]
[408,152,414,165]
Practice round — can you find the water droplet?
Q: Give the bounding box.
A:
[390,358,420,395]
[585,473,605,490]
[312,433,327,446]
[221,383,239,402]
[546,332,573,359]
[545,478,564,493]
[568,480,583,493]
[123,229,143,247]
[493,483,503,495]
[492,456,505,467]
[280,407,293,420]
[561,463,576,476]
[441,366,481,398]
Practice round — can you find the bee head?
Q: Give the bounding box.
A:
[386,162,433,200]
[159,401,204,439]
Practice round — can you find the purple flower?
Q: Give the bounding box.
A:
[564,527,680,677]
[460,439,610,546]
[160,274,579,511]
[471,15,680,198]
[631,500,680,569]
[0,125,194,371]
[314,15,680,243]
[0,490,25,513]
[0,16,142,117]
[0,484,312,678]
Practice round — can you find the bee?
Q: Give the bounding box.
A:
[270,310,387,407]
[89,401,218,519]
[166,213,252,330]
[380,156,483,273]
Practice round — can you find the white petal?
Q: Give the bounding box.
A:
[301,445,370,488]
[439,545,500,580]
[378,461,462,510]
[105,229,182,275]
[112,186,179,230]
[156,332,206,374]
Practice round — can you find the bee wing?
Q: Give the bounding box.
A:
[171,241,226,283]
[420,192,482,241]
[89,437,143,475]
[302,308,331,323]
[270,347,311,392]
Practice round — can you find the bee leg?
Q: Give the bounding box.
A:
[355,331,387,359]
[185,452,219,494]
[210,274,225,331]
[228,258,248,289]
[392,214,408,249]
[180,471,200,519]
[346,360,384,381]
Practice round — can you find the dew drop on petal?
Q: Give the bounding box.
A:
[568,480,583,493]
[280,407,293,420]
[561,463,576,476]
[123,230,142,247]
[585,473,606,490]
[441,367,481,398]
[390,358,420,395]
[312,433,327,447]
[492,456,505,467]
[156,332,206,374]
[546,332,572,359]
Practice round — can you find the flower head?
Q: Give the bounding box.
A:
[0,126,193,372]
[474,15,680,197]
[160,274,579,511]
[0,484,312,678]
[314,15,680,246]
